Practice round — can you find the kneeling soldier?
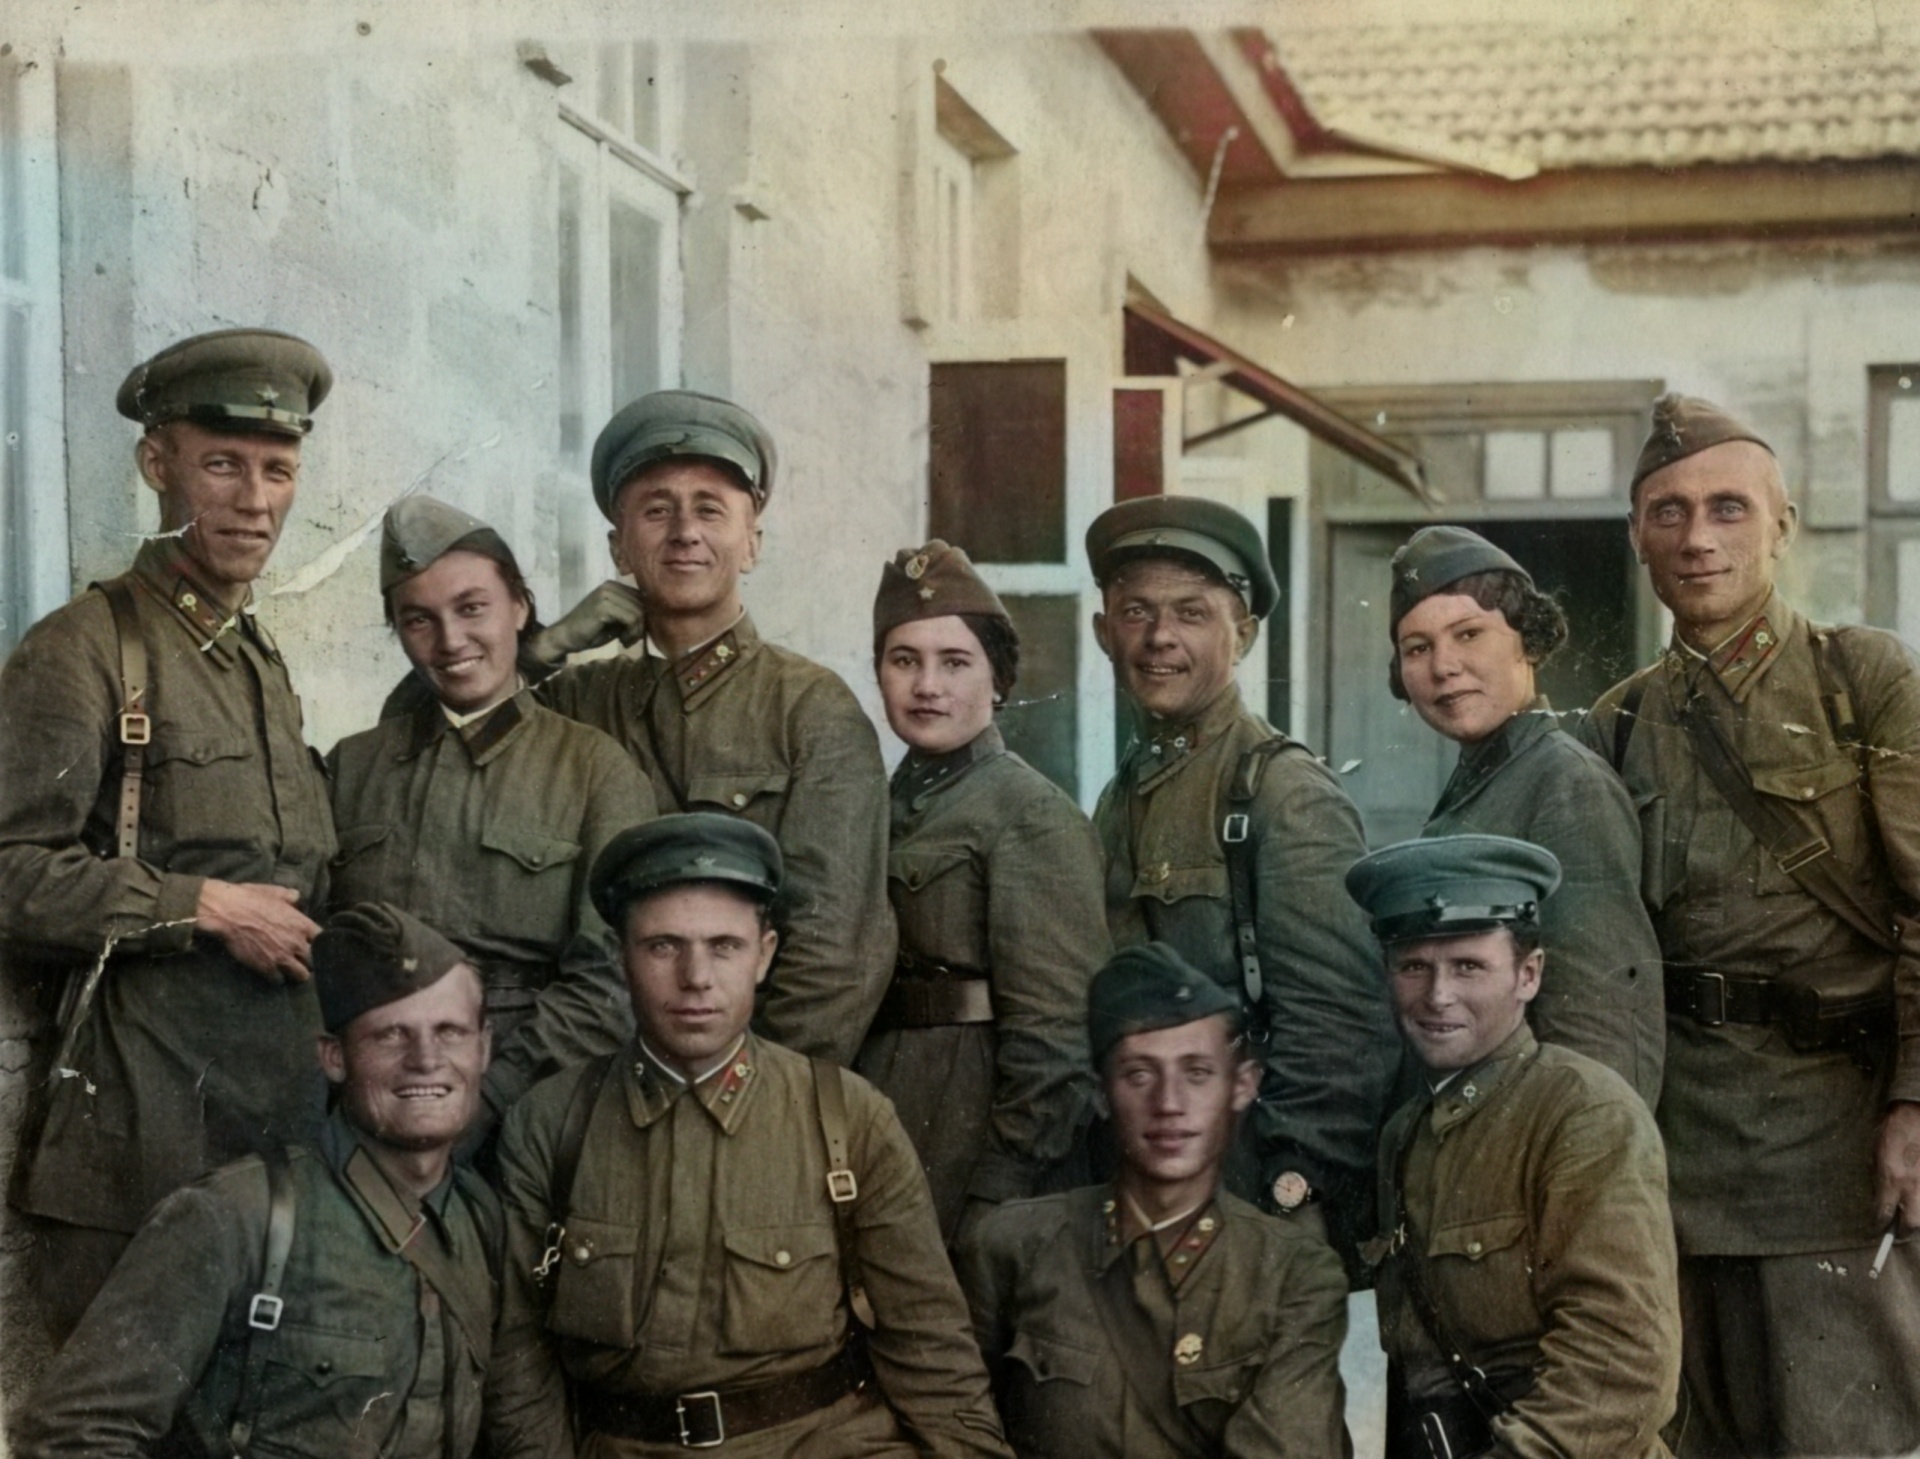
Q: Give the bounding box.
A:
[487,813,1010,1458]
[958,942,1350,1458]
[17,903,514,1459]
[1349,836,1681,1459]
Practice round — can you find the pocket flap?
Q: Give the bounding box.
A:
[481,826,582,874]
[721,1222,837,1272]
[1427,1212,1528,1262]
[332,823,391,862]
[262,1321,391,1382]
[1174,1351,1258,1408]
[891,843,973,892]
[1131,862,1228,905]
[1006,1328,1101,1386]
[686,771,791,813]
[560,1215,640,1269]
[148,728,254,766]
[1751,756,1860,804]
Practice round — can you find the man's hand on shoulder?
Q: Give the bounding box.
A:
[527,581,647,666]
[195,880,320,983]
[1875,1100,1920,1235]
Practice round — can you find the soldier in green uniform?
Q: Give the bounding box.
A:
[1387,524,1664,1103]
[488,814,1011,1458]
[958,941,1351,1458]
[1578,394,1920,1456]
[1086,495,1398,1266]
[329,496,656,1137]
[16,902,534,1459]
[1349,835,1680,1459]
[514,391,894,1065]
[855,540,1107,1241]
[0,329,337,1340]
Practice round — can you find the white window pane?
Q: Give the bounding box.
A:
[595,45,626,134]
[607,198,662,405]
[558,165,586,463]
[1484,430,1545,500]
[0,59,21,283]
[1550,428,1613,499]
[631,43,660,154]
[1899,539,1920,649]
[1888,394,1920,503]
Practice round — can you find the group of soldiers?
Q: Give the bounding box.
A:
[0,323,1915,1459]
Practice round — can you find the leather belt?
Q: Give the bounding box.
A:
[877,968,995,1029]
[1664,967,1775,1027]
[576,1340,873,1448]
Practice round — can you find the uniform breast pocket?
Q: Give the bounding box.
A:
[548,1216,640,1347]
[1131,861,1228,907]
[328,824,395,901]
[1424,1211,1530,1346]
[255,1320,395,1458]
[717,1222,843,1354]
[1749,757,1866,896]
[1173,1344,1262,1415]
[890,843,977,897]
[145,728,261,853]
[686,771,790,820]
[1004,1327,1102,1388]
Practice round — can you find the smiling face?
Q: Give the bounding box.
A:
[1630,441,1796,650]
[1389,928,1541,1072]
[878,615,997,756]
[1095,559,1256,725]
[320,963,490,1155]
[137,421,302,604]
[1106,1014,1259,1215]
[1395,591,1538,745]
[390,550,530,715]
[608,459,761,638]
[621,883,777,1079]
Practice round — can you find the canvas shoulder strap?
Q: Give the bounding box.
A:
[534,1052,617,1287]
[1221,735,1294,1020]
[810,1056,875,1329]
[1610,678,1649,773]
[97,577,153,859]
[225,1146,298,1455]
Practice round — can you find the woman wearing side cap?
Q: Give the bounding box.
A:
[1387,524,1665,1104]
[856,541,1109,1242]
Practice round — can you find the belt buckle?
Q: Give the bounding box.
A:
[1778,837,1831,873]
[1694,971,1728,1027]
[676,1390,724,1448]
[1419,1409,1457,1459]
[119,710,152,747]
[246,1294,284,1331]
[1222,812,1250,844]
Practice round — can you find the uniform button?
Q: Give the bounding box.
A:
[732,793,749,808]
[315,1360,333,1375]
[774,1250,792,1267]
[529,854,544,867]
[1801,787,1816,800]
[1466,1240,1483,1256]
[180,593,198,610]
[574,1244,593,1263]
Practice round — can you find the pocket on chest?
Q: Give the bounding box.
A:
[548,1216,641,1348]
[718,1222,844,1354]
[253,1320,395,1456]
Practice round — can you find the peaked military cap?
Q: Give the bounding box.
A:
[1346,834,1562,946]
[379,494,520,593]
[117,328,332,437]
[314,902,472,1032]
[1088,942,1243,1065]
[873,540,1011,646]
[1085,496,1279,619]
[1632,393,1773,492]
[1388,525,1532,637]
[591,390,778,520]
[591,813,784,925]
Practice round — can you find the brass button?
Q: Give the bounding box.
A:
[732,793,749,808]
[774,1249,792,1267]
[180,593,198,610]
[1466,1240,1484,1256]
[573,1244,593,1263]
[1801,787,1816,800]
[315,1360,333,1375]
[529,853,543,867]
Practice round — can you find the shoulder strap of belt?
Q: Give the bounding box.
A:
[228,1146,298,1456]
[1610,679,1648,774]
[534,1052,618,1288]
[810,1056,875,1329]
[1221,735,1292,1022]
[1681,667,1898,955]
[97,578,152,859]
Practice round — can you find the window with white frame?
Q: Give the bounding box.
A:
[539,41,688,609]
[1867,365,1920,647]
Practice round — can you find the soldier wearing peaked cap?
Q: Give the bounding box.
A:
[516,389,896,1068]
[855,541,1108,1242]
[487,813,1012,1458]
[1577,393,1920,1457]
[1350,835,1681,1459]
[1086,493,1398,1278]
[328,495,656,1146]
[1387,523,1665,1103]
[16,902,534,1459]
[1,328,338,1340]
[958,941,1351,1458]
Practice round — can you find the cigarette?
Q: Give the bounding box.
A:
[1870,1229,1896,1280]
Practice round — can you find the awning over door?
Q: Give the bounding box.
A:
[1124,301,1433,505]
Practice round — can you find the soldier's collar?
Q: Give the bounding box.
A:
[402,684,531,762]
[658,612,759,705]
[322,1113,457,1252]
[1666,591,1795,702]
[1098,1185,1225,1283]
[624,1033,758,1133]
[1447,697,1555,789]
[1425,1023,1537,1137]
[130,536,259,657]
[1132,682,1243,784]
[893,723,1005,807]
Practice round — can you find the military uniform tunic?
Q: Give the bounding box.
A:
[1423,701,1665,1104]
[0,537,334,1236]
[541,614,894,1063]
[489,1034,1011,1459]
[856,724,1107,1236]
[1375,1025,1681,1459]
[958,1186,1349,1458]
[328,689,656,1113]
[16,1112,504,1459]
[1093,684,1399,1238]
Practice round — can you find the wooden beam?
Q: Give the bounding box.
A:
[1210,160,1920,254]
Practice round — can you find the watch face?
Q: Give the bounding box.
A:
[1272,1171,1311,1211]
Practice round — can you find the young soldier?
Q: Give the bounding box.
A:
[0,329,337,1338]
[959,941,1350,1458]
[17,903,525,1459]
[1579,394,1920,1456]
[1349,835,1680,1459]
[522,391,894,1064]
[1086,495,1398,1267]
[488,813,1010,1458]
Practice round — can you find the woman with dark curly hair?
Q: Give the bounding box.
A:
[1387,524,1664,1103]
[856,540,1109,1243]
